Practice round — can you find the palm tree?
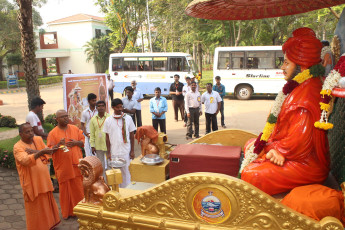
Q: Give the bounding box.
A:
[16,0,40,112]
[84,35,112,73]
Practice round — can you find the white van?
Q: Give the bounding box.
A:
[213,46,285,99]
[109,53,199,95]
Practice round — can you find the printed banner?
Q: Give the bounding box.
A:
[63,74,109,128]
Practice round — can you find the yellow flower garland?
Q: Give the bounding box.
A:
[314,121,333,130]
[319,102,331,111]
[320,89,332,96]
[260,122,275,141]
[293,69,311,84]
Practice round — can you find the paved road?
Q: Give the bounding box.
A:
[0,167,78,230]
[0,84,275,229]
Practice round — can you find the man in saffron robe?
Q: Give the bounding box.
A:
[241,28,330,195]
[47,109,85,219]
[13,123,60,230]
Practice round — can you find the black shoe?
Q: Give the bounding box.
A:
[194,135,200,138]
[186,136,192,140]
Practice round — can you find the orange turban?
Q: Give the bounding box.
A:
[282,27,322,69]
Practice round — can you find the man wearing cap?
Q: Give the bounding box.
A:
[241,28,330,195]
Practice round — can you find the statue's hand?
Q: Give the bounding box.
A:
[266,149,285,166]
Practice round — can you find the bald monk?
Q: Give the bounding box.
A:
[241,28,330,195]
[47,109,85,219]
[13,123,60,230]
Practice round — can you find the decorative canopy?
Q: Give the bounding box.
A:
[185,0,345,20]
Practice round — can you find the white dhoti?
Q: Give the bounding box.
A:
[84,135,92,157]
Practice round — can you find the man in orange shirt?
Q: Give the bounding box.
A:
[13,123,60,230]
[47,109,85,219]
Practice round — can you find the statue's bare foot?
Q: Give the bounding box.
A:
[266,150,285,166]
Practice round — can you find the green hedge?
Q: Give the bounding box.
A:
[0,76,62,89]
[0,113,17,128]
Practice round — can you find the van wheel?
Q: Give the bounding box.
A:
[236,85,252,100]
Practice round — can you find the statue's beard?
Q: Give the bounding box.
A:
[290,65,301,80]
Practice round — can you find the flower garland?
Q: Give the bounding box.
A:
[239,64,325,174]
[315,54,345,130]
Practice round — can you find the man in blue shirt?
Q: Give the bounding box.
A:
[213,76,226,128]
[149,87,168,133]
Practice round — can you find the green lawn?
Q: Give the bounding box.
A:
[0,135,20,152]
[0,127,17,132]
[199,70,213,91]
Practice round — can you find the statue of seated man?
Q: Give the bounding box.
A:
[135,126,159,157]
[241,27,330,195]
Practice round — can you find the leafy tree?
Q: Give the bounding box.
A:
[96,0,147,53]
[5,52,22,73]
[15,0,45,113]
[95,0,344,70]
[84,35,112,73]
[0,0,20,80]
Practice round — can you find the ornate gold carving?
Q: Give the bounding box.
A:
[75,173,344,229]
[103,190,121,211]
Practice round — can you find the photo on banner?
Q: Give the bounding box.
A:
[63,74,109,128]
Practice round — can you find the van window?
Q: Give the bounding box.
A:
[112,58,123,71]
[231,52,244,69]
[275,51,284,69]
[246,51,275,69]
[169,57,183,71]
[153,57,167,71]
[138,57,153,71]
[218,51,230,69]
[123,57,138,71]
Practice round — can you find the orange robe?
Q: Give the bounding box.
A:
[47,124,85,219]
[281,185,345,226]
[242,78,330,195]
[13,136,60,230]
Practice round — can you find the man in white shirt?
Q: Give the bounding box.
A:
[184,82,202,140]
[103,98,136,188]
[81,93,98,157]
[107,74,115,101]
[131,80,144,127]
[26,97,48,139]
[201,83,222,134]
[182,77,192,126]
[122,87,137,122]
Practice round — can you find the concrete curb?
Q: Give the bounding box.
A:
[0,83,62,95]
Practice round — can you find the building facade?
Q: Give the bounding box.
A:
[35,14,110,75]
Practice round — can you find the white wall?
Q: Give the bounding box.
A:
[36,19,110,75]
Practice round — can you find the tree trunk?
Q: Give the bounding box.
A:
[193,44,197,62]
[16,0,41,117]
[141,24,145,52]
[197,43,202,74]
[0,58,4,81]
[234,22,241,47]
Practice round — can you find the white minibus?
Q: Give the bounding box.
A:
[109,53,199,95]
[213,46,285,99]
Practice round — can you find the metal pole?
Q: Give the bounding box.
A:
[146,0,153,52]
